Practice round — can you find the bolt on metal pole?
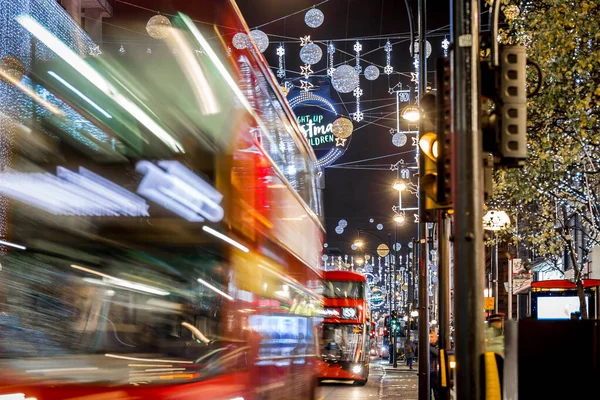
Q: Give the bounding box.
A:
[451,0,484,398]
[417,0,430,397]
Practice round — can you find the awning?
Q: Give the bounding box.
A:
[531,279,600,290]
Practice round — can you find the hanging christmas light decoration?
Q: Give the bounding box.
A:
[249,30,269,53]
[327,41,335,76]
[299,42,322,65]
[89,45,102,57]
[353,41,362,73]
[276,43,286,79]
[305,8,325,28]
[442,36,450,57]
[119,44,125,55]
[331,65,359,93]
[392,132,408,147]
[232,32,249,49]
[384,40,393,75]
[364,65,380,81]
[146,14,171,39]
[412,40,433,58]
[300,64,313,79]
[332,117,353,138]
[353,86,363,122]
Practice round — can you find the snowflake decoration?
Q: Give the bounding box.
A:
[353,111,364,122]
[300,64,313,79]
[327,67,335,76]
[353,41,363,53]
[276,45,285,57]
[353,87,363,98]
[384,41,393,53]
[389,128,396,135]
[442,37,450,57]
[300,80,314,91]
[89,45,102,57]
[384,65,393,75]
[277,69,286,79]
[300,35,312,46]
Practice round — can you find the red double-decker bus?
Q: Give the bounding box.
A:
[318,271,371,386]
[0,1,324,399]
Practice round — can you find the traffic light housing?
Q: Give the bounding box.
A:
[481,45,527,168]
[418,57,452,222]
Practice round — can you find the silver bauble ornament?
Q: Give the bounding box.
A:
[331,65,359,93]
[305,8,325,28]
[299,43,322,65]
[364,65,380,81]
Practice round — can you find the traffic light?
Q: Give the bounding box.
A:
[418,57,452,222]
[481,45,527,168]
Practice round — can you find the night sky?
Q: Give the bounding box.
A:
[103,0,452,257]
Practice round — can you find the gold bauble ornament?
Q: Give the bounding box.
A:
[332,117,353,139]
[146,14,172,39]
[377,243,390,257]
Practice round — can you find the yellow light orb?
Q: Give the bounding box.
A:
[146,14,172,39]
[377,243,390,257]
[332,117,353,138]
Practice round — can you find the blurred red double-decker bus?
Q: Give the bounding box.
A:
[0,1,324,399]
[318,271,371,386]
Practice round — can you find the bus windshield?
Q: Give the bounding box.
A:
[321,323,364,362]
[323,281,365,299]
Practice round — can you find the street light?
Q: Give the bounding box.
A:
[353,239,364,248]
[355,257,364,266]
[393,179,407,191]
[401,105,420,122]
[393,213,405,224]
[483,210,511,316]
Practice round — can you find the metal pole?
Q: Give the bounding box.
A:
[494,235,499,314]
[508,258,513,319]
[394,226,398,368]
[451,0,484,398]
[438,211,451,400]
[389,233,395,366]
[417,0,430,397]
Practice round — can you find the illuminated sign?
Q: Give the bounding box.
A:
[289,91,351,168]
[322,308,340,317]
[342,307,357,319]
[297,113,334,148]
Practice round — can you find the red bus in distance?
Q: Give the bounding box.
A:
[318,271,371,386]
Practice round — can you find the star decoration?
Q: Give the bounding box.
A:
[384,65,393,75]
[414,214,419,223]
[300,80,314,92]
[410,72,418,83]
[335,137,347,147]
[300,35,312,46]
[412,136,419,147]
[276,45,285,57]
[89,45,102,57]
[390,164,399,171]
[300,64,313,79]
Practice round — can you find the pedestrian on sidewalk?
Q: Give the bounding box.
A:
[404,339,415,370]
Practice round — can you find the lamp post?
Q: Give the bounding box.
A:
[483,210,511,315]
